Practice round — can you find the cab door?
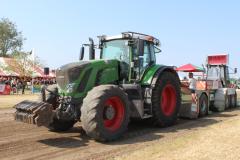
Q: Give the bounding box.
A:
[138,42,156,78]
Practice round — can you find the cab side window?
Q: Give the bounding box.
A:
[140,42,155,73]
[149,43,156,63]
[142,42,151,68]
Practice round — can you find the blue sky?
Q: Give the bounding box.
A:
[1,0,240,74]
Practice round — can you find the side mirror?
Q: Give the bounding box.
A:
[137,39,144,56]
[79,47,84,60]
[89,38,95,60]
[154,46,161,53]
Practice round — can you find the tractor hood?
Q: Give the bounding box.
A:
[56,60,119,97]
[56,61,91,90]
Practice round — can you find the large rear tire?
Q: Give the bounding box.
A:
[151,72,181,127]
[81,85,130,142]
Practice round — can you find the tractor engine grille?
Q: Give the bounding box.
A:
[56,61,90,90]
[56,67,83,90]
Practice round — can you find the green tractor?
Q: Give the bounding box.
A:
[14,32,181,141]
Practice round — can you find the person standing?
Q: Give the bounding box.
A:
[188,72,197,105]
[11,78,17,94]
[188,72,196,94]
[22,78,27,94]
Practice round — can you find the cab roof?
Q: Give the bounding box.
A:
[98,31,160,46]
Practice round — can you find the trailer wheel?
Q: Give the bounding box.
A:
[234,93,238,107]
[151,71,181,127]
[225,94,230,110]
[230,93,237,108]
[81,85,130,142]
[199,94,208,117]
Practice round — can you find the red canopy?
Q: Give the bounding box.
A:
[176,63,204,72]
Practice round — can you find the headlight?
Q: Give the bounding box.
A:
[66,83,75,93]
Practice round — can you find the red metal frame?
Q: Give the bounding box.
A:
[207,54,228,65]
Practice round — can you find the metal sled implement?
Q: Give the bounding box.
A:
[14,100,54,127]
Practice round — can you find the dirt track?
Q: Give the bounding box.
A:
[1,107,240,160]
[0,94,38,108]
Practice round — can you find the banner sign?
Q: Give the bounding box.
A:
[0,84,11,95]
[0,84,5,92]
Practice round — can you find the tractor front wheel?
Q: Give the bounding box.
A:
[151,71,181,127]
[39,85,75,132]
[48,118,75,131]
[81,85,130,142]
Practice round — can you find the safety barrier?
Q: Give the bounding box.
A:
[0,84,11,95]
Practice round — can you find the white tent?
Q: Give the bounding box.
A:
[0,57,55,78]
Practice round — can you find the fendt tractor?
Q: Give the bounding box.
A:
[179,54,237,118]
[14,32,181,141]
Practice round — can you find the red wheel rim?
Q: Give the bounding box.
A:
[103,96,125,132]
[161,84,177,116]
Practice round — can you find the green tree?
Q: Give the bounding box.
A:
[0,50,44,78]
[0,18,25,57]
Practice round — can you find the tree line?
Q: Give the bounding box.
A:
[0,18,43,78]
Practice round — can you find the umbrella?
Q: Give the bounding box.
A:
[176,63,204,72]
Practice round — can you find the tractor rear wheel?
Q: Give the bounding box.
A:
[151,72,181,127]
[199,94,208,117]
[81,85,130,142]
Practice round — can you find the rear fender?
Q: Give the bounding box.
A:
[141,65,179,87]
[140,65,180,118]
[151,66,180,87]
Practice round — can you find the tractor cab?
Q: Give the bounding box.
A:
[206,54,231,89]
[81,32,161,82]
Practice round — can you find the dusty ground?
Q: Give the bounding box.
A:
[1,93,240,160]
[0,107,240,160]
[0,94,39,108]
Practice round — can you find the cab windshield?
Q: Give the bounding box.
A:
[207,66,225,80]
[101,40,129,64]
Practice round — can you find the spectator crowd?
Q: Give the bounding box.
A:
[0,76,56,94]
